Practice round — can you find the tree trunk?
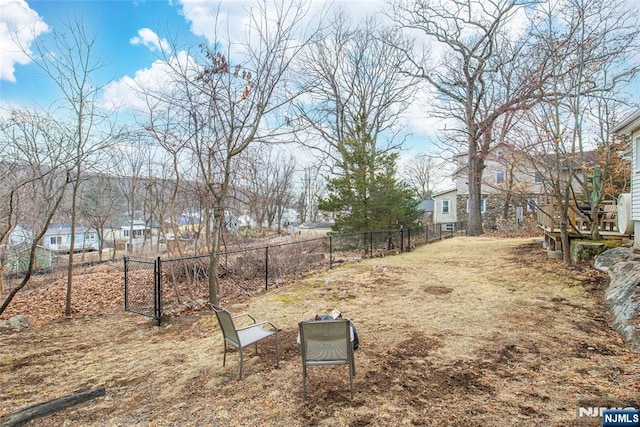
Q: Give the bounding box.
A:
[467,154,484,236]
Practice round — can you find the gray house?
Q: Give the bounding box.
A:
[42,223,99,253]
[612,109,640,249]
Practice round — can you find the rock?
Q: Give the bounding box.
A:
[570,240,607,263]
[594,247,640,272]
[594,248,640,353]
[0,314,33,332]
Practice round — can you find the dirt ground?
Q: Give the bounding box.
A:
[1,236,639,426]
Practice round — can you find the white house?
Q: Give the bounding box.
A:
[42,223,99,253]
[432,188,457,229]
[612,109,640,249]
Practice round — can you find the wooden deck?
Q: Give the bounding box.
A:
[537,201,627,251]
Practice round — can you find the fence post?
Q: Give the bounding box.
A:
[363,231,367,258]
[265,246,269,290]
[329,236,333,268]
[123,256,128,310]
[155,256,162,327]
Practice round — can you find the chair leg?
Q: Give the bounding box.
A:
[238,347,244,380]
[222,344,227,367]
[349,363,354,400]
[302,365,307,401]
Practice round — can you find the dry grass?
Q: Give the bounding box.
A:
[1,236,639,427]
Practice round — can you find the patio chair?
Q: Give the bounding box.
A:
[298,319,355,400]
[210,304,279,380]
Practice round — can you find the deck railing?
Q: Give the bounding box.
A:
[536,200,618,233]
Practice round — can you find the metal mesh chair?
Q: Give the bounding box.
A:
[210,304,279,380]
[298,319,355,400]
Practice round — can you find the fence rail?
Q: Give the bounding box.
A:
[123,222,466,325]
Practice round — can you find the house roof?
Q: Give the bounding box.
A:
[418,199,435,212]
[46,223,96,234]
[612,109,640,135]
[432,188,457,198]
[300,222,333,229]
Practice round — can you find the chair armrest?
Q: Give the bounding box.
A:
[232,313,256,324]
[236,321,278,332]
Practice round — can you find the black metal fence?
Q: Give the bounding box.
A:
[124,222,466,325]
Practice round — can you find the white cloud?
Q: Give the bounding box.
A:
[177,0,232,44]
[130,28,171,53]
[102,50,197,111]
[0,0,48,82]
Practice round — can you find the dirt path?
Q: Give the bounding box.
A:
[1,236,638,426]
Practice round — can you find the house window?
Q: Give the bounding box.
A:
[442,200,450,214]
[50,236,62,245]
[534,171,542,184]
[123,230,129,237]
[527,198,538,211]
[496,171,505,184]
[636,138,640,172]
[466,199,486,213]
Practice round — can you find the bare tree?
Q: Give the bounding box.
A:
[22,17,117,316]
[389,0,547,235]
[111,134,150,254]
[0,108,72,315]
[293,13,418,170]
[521,0,639,260]
[401,153,448,199]
[297,165,325,223]
[137,1,320,303]
[77,174,125,261]
[240,145,296,232]
[290,13,420,232]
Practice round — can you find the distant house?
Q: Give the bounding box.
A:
[7,224,32,246]
[612,109,640,249]
[432,189,457,230]
[4,243,53,274]
[42,223,99,253]
[120,219,158,250]
[445,144,546,229]
[299,222,334,237]
[417,199,435,224]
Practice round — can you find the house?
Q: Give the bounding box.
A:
[7,224,32,246]
[42,223,99,253]
[417,199,435,224]
[432,189,457,230]
[448,144,546,229]
[612,109,640,249]
[298,222,334,237]
[120,219,157,250]
[4,243,53,274]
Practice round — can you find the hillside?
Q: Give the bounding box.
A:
[1,236,637,426]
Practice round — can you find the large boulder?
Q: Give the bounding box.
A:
[0,314,33,332]
[594,247,640,353]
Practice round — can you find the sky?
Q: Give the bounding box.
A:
[1,0,637,191]
[0,0,451,189]
[0,0,279,104]
[0,0,395,107]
